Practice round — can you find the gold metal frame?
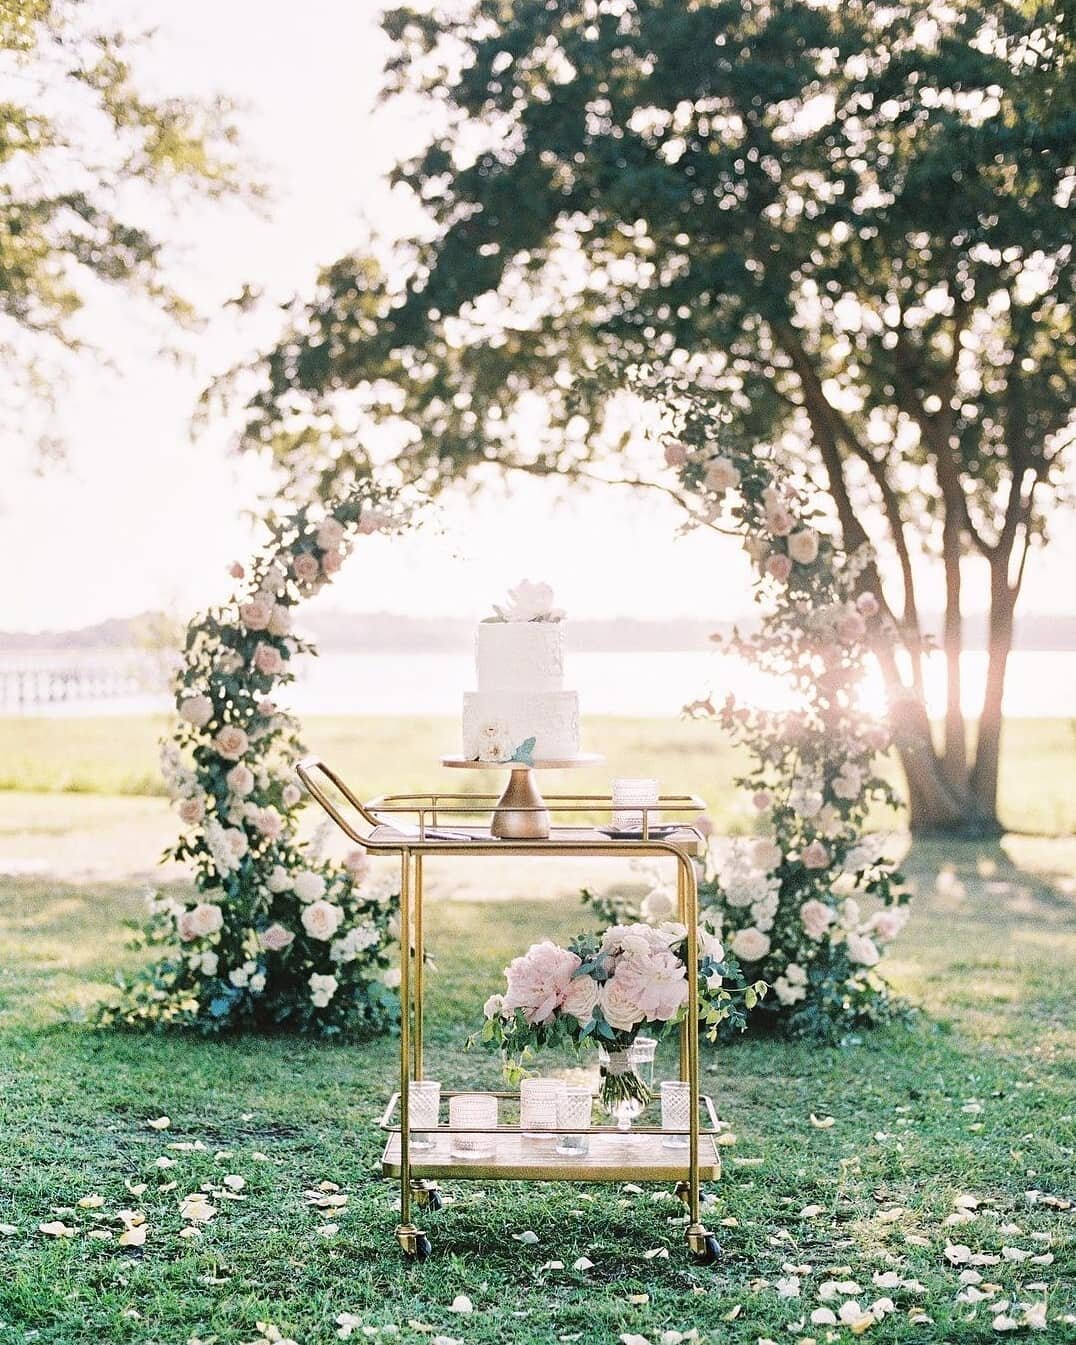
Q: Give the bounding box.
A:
[297,755,721,1264]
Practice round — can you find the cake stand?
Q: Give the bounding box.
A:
[440,754,603,839]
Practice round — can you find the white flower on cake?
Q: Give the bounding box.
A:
[492,579,564,623]
[477,720,514,762]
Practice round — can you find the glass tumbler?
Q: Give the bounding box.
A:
[612,778,660,831]
[660,1080,692,1149]
[519,1077,565,1139]
[407,1080,441,1151]
[449,1092,498,1159]
[554,1086,594,1156]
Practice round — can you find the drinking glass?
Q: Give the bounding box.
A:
[407,1080,441,1152]
[519,1077,565,1140]
[449,1092,498,1158]
[554,1086,594,1156]
[660,1080,692,1150]
[612,778,660,831]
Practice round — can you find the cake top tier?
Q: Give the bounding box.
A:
[485,579,564,625]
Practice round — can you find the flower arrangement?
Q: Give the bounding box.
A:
[585,383,910,1041]
[102,482,416,1037]
[475,923,763,1110]
[484,579,564,623]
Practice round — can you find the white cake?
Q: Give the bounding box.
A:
[462,585,581,762]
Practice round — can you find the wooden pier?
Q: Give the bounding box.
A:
[0,662,146,711]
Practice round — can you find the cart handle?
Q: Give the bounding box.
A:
[296,756,384,846]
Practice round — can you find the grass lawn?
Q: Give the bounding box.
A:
[2,714,1075,835]
[0,837,1074,1344]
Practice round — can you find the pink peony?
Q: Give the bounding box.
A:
[837,608,867,643]
[253,643,284,677]
[800,899,836,941]
[765,502,795,537]
[344,847,370,879]
[213,725,249,761]
[301,899,344,941]
[856,591,880,617]
[260,923,295,952]
[502,940,581,1025]
[179,695,213,729]
[731,926,771,962]
[664,440,689,468]
[561,974,601,1024]
[177,796,205,825]
[226,763,254,797]
[292,552,320,584]
[766,553,793,583]
[705,456,741,493]
[787,529,819,565]
[801,840,831,870]
[599,973,647,1032]
[239,597,273,631]
[614,949,689,1022]
[846,931,880,966]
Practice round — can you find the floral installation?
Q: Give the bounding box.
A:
[102,482,415,1037]
[474,922,764,1111]
[483,579,564,623]
[586,386,910,1042]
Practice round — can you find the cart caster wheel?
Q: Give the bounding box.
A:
[674,1180,691,1207]
[426,1190,443,1212]
[693,1234,721,1265]
[413,1232,433,1261]
[396,1225,432,1261]
[410,1180,442,1212]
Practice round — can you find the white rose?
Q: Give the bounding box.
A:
[199,952,219,976]
[188,902,224,939]
[309,972,339,1008]
[787,529,820,565]
[774,975,807,1006]
[226,764,255,797]
[476,721,513,763]
[179,695,213,729]
[731,926,771,963]
[640,887,676,923]
[846,932,880,966]
[229,967,250,988]
[267,866,292,894]
[561,975,601,1024]
[785,962,808,985]
[750,838,783,872]
[697,926,724,962]
[249,973,266,993]
[301,900,343,941]
[293,870,327,903]
[383,967,402,989]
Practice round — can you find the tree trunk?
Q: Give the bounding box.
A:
[968,562,1017,825]
[941,513,969,792]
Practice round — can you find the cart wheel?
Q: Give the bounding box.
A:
[396,1224,432,1261]
[673,1180,691,1207]
[693,1234,721,1265]
[414,1232,433,1261]
[410,1180,442,1212]
[426,1189,443,1212]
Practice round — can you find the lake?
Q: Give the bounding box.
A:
[2,648,1076,720]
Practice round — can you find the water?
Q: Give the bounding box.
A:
[2,648,1075,719]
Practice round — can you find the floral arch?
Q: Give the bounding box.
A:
[107,403,908,1041]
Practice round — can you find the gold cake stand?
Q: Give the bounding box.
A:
[440,753,603,840]
[296,755,723,1267]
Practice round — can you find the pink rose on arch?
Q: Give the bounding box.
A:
[321,548,343,575]
[292,552,320,584]
[344,847,371,879]
[267,604,292,638]
[664,440,689,468]
[253,806,284,839]
[730,926,771,962]
[753,791,772,812]
[253,643,284,677]
[705,456,741,493]
[864,723,890,752]
[800,898,836,941]
[316,517,346,551]
[213,725,249,761]
[801,840,831,870]
[223,828,248,860]
[301,899,344,941]
[226,763,255,797]
[239,597,272,631]
[561,974,601,1024]
[260,923,295,952]
[281,783,302,809]
[229,561,245,579]
[176,796,205,826]
[868,907,908,943]
[787,529,819,565]
[766,553,793,583]
[179,695,213,729]
[358,507,391,535]
[837,607,867,643]
[765,502,794,537]
[258,698,277,717]
[846,932,880,966]
[856,591,880,617]
[502,940,581,1025]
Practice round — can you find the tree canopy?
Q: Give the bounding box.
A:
[236,0,1074,831]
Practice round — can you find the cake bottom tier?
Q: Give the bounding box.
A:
[462,690,580,761]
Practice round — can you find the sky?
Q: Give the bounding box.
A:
[2,0,1073,635]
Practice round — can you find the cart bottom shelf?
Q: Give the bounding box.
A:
[381,1131,721,1182]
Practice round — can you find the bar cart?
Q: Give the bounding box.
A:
[296,755,724,1265]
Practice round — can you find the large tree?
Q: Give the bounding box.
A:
[235,0,1074,835]
[1,0,244,460]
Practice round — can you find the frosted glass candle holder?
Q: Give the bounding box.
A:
[554,1086,594,1156]
[519,1077,565,1140]
[660,1080,692,1149]
[408,1080,441,1151]
[612,778,660,831]
[449,1092,498,1159]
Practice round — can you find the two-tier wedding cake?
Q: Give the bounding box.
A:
[462,581,581,762]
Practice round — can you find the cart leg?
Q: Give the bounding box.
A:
[678,851,719,1264]
[399,850,414,1239]
[413,853,424,1081]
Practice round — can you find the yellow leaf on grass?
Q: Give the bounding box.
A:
[146,1117,170,1131]
[809,1114,836,1129]
[77,1195,105,1209]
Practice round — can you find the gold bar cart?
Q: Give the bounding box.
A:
[296,756,724,1265]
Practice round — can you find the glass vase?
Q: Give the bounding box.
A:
[598,1036,657,1132]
